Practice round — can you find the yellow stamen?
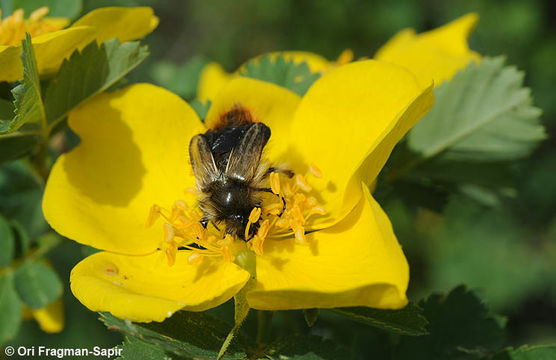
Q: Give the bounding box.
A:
[295,174,312,192]
[221,246,234,262]
[29,7,49,21]
[263,202,283,216]
[336,49,354,65]
[270,171,281,195]
[163,223,174,243]
[309,163,323,178]
[294,227,306,244]
[150,163,327,268]
[245,207,262,240]
[165,246,177,267]
[249,219,270,255]
[0,7,67,46]
[145,204,160,227]
[187,253,203,264]
[249,207,262,223]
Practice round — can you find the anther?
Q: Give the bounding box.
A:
[295,174,312,192]
[163,223,175,243]
[29,7,49,21]
[165,247,177,267]
[309,163,323,178]
[146,204,160,227]
[248,207,262,223]
[188,253,203,264]
[263,203,283,216]
[294,227,306,244]
[270,172,281,195]
[245,207,262,240]
[174,200,187,210]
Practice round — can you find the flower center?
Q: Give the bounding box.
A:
[0,7,67,46]
[147,163,326,267]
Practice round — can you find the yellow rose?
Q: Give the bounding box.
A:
[43,60,433,322]
[0,6,158,81]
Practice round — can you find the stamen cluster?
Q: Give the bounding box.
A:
[147,164,326,267]
[0,7,66,46]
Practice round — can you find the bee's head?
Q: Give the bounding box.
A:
[226,213,259,241]
[209,180,259,241]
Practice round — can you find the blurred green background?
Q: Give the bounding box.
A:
[6,0,555,356]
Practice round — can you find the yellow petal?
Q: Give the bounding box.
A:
[288,60,434,226]
[248,183,409,310]
[375,13,480,86]
[32,297,65,333]
[43,84,205,254]
[204,77,301,162]
[71,251,250,322]
[71,7,159,43]
[0,26,95,82]
[197,62,234,102]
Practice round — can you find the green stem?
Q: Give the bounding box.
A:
[256,310,274,345]
[31,141,50,183]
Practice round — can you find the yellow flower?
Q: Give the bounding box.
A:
[43,60,433,322]
[0,6,159,82]
[375,13,480,87]
[22,297,64,333]
[197,50,352,102]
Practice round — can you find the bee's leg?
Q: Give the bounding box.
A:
[211,221,221,232]
[255,187,273,194]
[278,196,286,217]
[264,167,294,179]
[254,188,287,217]
[246,219,260,241]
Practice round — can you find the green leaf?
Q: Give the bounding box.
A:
[0,133,40,165]
[0,272,23,345]
[10,220,31,258]
[119,337,173,360]
[0,215,14,268]
[100,311,249,360]
[0,36,43,163]
[408,57,545,162]
[519,150,556,221]
[0,98,14,130]
[240,55,320,96]
[7,34,46,134]
[13,261,63,309]
[331,302,428,336]
[303,308,320,327]
[1,0,83,20]
[150,56,208,100]
[0,161,46,238]
[264,334,349,360]
[44,39,149,131]
[493,345,556,360]
[394,286,505,359]
[190,99,211,122]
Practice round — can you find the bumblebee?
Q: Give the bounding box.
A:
[189,106,288,240]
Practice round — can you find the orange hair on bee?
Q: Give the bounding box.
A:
[212,104,255,130]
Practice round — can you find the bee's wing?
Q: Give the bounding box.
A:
[226,122,270,182]
[189,134,220,189]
